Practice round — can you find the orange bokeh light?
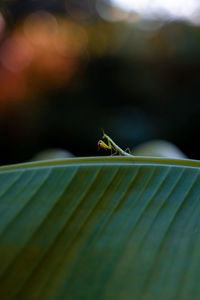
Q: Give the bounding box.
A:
[0,11,88,107]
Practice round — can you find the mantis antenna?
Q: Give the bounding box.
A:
[98,133,134,157]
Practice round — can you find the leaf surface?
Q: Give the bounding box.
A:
[0,157,200,299]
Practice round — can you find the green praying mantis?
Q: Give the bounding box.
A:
[98,132,134,156]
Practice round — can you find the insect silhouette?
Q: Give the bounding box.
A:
[98,132,133,157]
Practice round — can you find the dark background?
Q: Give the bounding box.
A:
[0,0,199,164]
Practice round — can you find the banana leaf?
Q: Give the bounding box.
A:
[0,156,199,299]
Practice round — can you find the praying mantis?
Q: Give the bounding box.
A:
[98,132,134,156]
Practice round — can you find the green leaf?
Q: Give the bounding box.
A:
[0,157,200,299]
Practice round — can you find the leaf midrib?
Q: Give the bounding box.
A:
[0,156,199,172]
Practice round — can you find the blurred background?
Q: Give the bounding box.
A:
[0,0,199,164]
